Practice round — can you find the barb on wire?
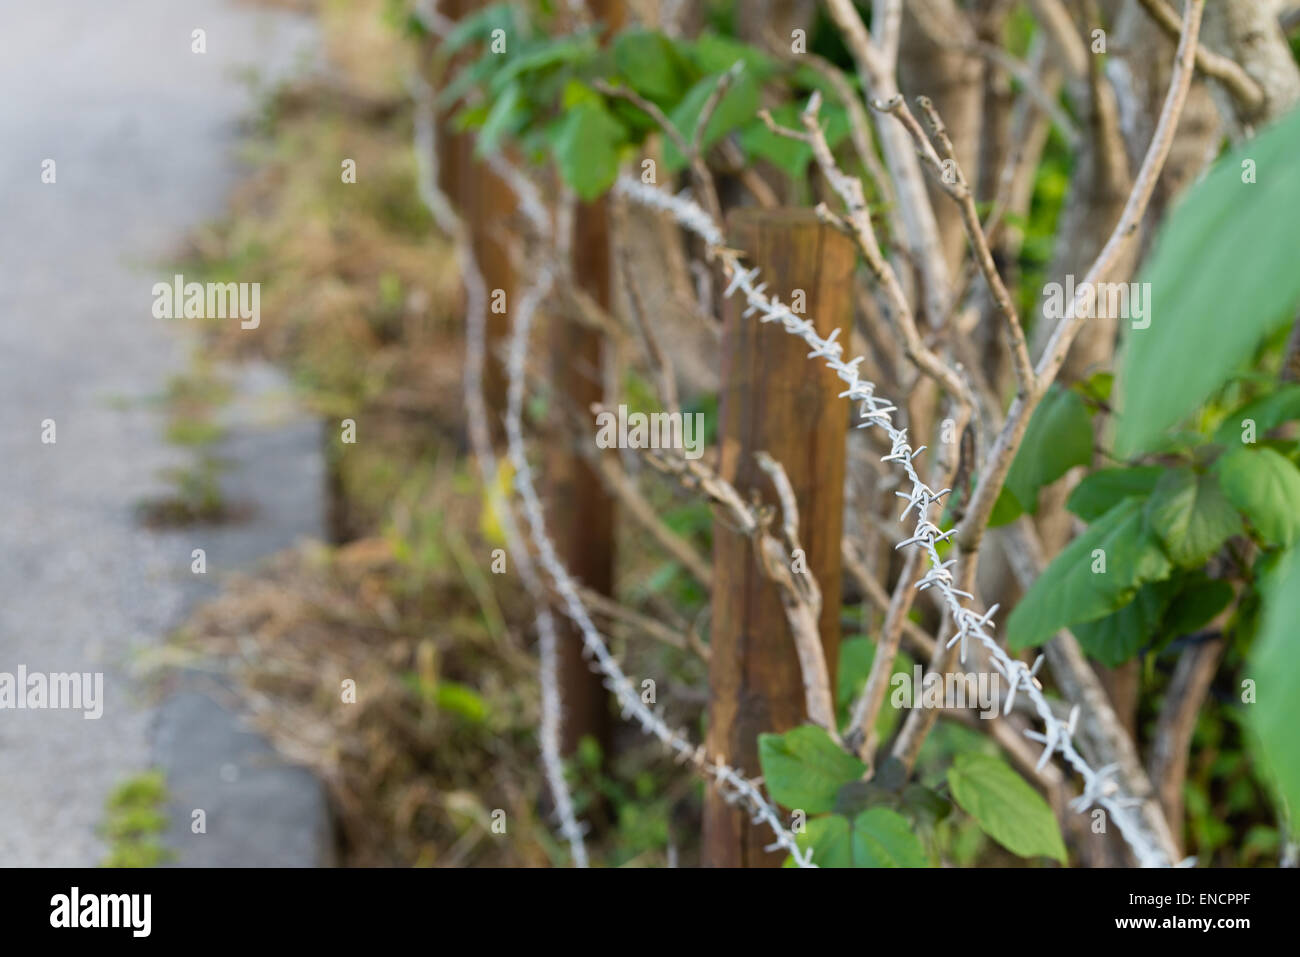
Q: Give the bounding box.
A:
[615,176,1173,868]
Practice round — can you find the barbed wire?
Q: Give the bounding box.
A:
[410,66,591,867]
[615,175,1175,868]
[502,264,815,867]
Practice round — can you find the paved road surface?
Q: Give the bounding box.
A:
[0,0,324,866]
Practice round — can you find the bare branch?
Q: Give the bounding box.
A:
[760,96,978,415]
[1027,0,1090,81]
[1137,0,1266,112]
[966,40,1081,146]
[878,94,1035,394]
[824,0,954,326]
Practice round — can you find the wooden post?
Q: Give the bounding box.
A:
[702,209,856,867]
[545,0,624,758]
[436,0,513,439]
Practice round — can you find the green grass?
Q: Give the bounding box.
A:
[101,770,171,868]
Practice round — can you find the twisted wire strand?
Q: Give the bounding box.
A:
[616,176,1173,868]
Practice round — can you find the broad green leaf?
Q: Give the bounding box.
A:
[1144,468,1242,566]
[1214,446,1300,548]
[687,32,777,77]
[758,725,866,814]
[1002,385,1094,516]
[1007,497,1173,651]
[787,814,853,867]
[947,753,1067,863]
[663,70,761,171]
[1162,574,1235,635]
[550,100,626,200]
[1066,466,1163,521]
[613,28,694,103]
[988,484,1025,527]
[1247,550,1300,822]
[786,808,929,867]
[1072,578,1177,666]
[1213,384,1300,446]
[1115,107,1300,456]
[851,807,930,866]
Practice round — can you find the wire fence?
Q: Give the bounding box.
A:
[614,176,1175,868]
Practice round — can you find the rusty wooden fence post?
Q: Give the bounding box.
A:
[702,208,855,867]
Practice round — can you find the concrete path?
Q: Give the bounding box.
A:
[0,0,327,866]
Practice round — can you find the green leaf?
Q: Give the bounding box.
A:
[787,808,930,867]
[1002,385,1094,515]
[1066,466,1163,521]
[550,100,627,200]
[1214,384,1300,446]
[834,637,912,737]
[1115,108,1300,456]
[788,814,853,867]
[475,81,526,156]
[489,34,599,95]
[757,725,866,814]
[1214,446,1300,548]
[662,70,761,171]
[1007,497,1173,651]
[442,2,520,54]
[851,807,930,866]
[1248,550,1300,825]
[988,484,1025,527]
[1074,370,1114,404]
[832,779,880,818]
[434,681,488,723]
[901,783,952,825]
[1162,574,1235,635]
[1143,468,1243,566]
[687,32,777,78]
[1072,578,1177,666]
[613,28,694,103]
[947,754,1067,863]
[835,636,874,715]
